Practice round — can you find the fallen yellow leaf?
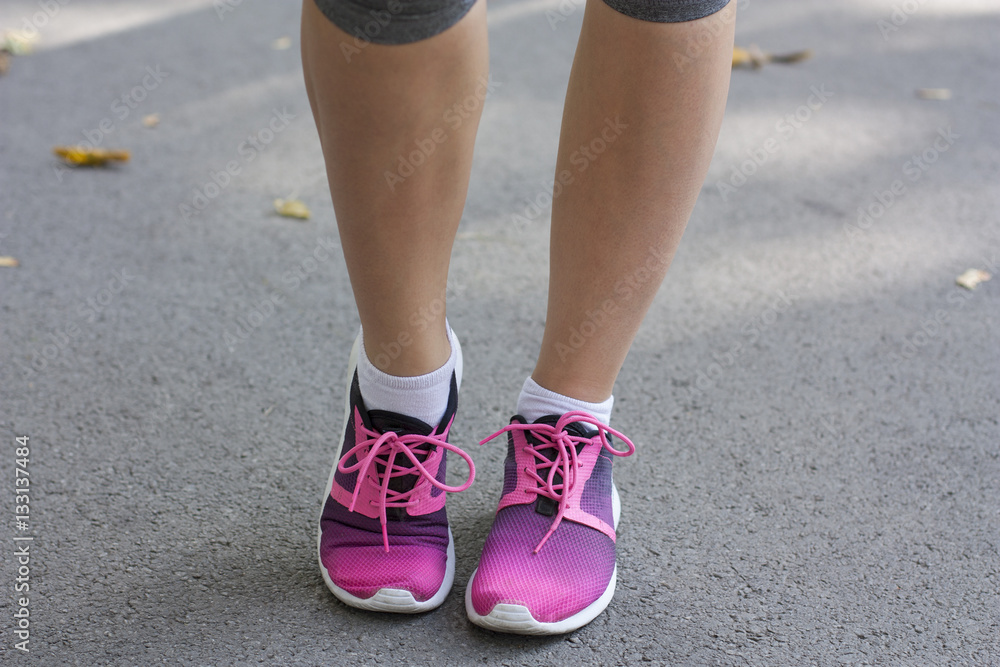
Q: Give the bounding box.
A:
[53,146,130,166]
[0,256,19,267]
[733,45,812,69]
[955,269,991,290]
[732,46,757,68]
[274,198,311,220]
[2,30,37,55]
[272,36,292,50]
[143,113,161,128]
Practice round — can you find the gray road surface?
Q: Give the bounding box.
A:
[1,0,998,664]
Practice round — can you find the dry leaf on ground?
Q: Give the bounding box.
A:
[955,269,991,290]
[143,113,161,128]
[2,30,37,55]
[0,256,20,267]
[916,88,952,100]
[733,45,812,69]
[272,37,292,50]
[1,29,39,76]
[274,199,311,220]
[53,146,130,166]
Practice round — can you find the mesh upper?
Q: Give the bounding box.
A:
[469,422,619,623]
[469,504,615,622]
[578,449,614,525]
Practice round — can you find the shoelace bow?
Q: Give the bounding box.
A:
[479,411,635,553]
[338,420,475,551]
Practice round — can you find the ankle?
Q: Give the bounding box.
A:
[527,366,614,406]
[361,320,452,376]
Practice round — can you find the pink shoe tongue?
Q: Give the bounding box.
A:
[368,410,435,436]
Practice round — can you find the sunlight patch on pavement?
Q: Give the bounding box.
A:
[0,0,218,51]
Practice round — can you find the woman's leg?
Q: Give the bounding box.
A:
[468,0,735,635]
[301,0,488,378]
[303,0,487,614]
[532,0,736,403]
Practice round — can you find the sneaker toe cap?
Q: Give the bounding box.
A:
[322,542,448,602]
[469,510,615,623]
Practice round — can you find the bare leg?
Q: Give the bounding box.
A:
[532,0,736,402]
[300,0,488,376]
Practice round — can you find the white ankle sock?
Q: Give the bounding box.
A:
[356,323,457,429]
[516,377,614,426]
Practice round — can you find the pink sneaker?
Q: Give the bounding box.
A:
[466,411,635,634]
[318,336,474,613]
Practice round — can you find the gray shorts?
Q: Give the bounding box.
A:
[313,0,732,45]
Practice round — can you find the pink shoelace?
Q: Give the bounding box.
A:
[338,419,475,551]
[479,411,635,553]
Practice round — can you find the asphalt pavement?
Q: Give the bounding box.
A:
[1,0,998,664]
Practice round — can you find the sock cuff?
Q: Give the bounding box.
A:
[518,376,614,426]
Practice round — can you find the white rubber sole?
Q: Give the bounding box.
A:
[317,333,463,614]
[465,483,623,634]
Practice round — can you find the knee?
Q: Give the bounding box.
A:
[600,0,732,24]
[312,0,478,45]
